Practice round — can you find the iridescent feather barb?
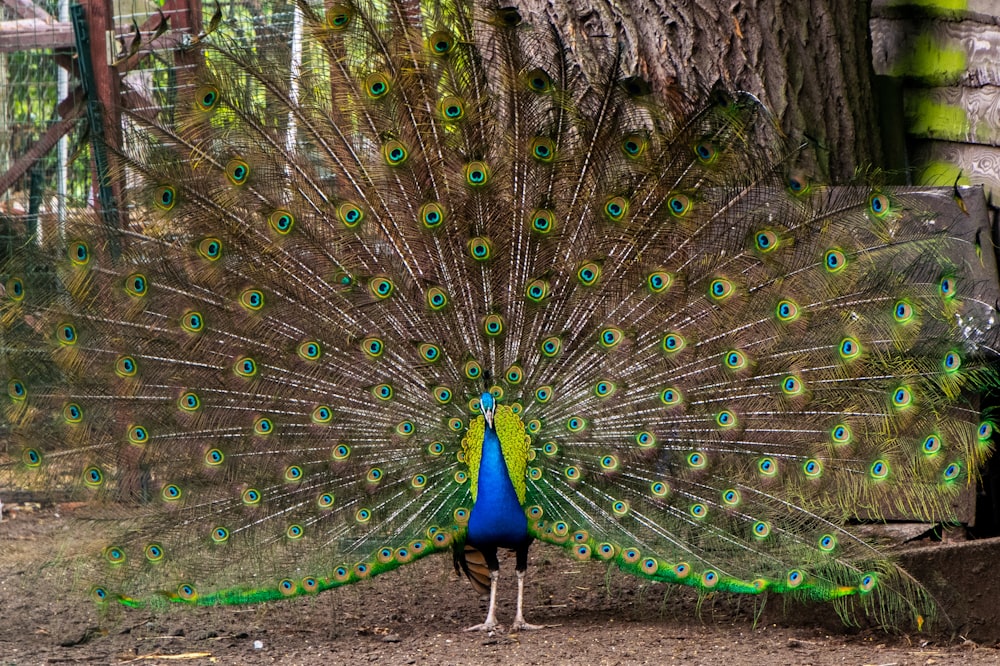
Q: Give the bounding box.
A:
[1,0,998,633]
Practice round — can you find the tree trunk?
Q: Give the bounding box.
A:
[525,0,886,183]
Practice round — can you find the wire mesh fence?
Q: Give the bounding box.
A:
[2,0,85,254]
[0,0,303,254]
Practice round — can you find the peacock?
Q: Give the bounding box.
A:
[1,0,998,634]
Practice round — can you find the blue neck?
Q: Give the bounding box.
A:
[467,424,528,548]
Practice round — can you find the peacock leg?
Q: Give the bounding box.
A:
[510,569,543,631]
[464,546,503,631]
[510,542,542,631]
[464,569,502,632]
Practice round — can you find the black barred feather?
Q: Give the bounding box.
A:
[1,0,998,631]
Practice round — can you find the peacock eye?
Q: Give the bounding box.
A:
[383,141,408,166]
[365,73,391,99]
[526,68,553,92]
[0,7,990,630]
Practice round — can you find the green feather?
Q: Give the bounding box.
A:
[1,0,997,632]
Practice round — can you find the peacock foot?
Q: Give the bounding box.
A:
[509,620,544,632]
[464,620,504,633]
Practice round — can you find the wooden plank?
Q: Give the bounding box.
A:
[168,0,200,34]
[0,2,73,69]
[111,0,158,25]
[112,11,193,72]
[873,0,1000,24]
[0,107,82,197]
[0,18,73,51]
[911,140,1000,200]
[872,17,1000,86]
[0,0,191,54]
[904,85,1000,146]
[0,0,53,21]
[0,14,177,53]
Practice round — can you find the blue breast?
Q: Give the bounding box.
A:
[467,426,529,548]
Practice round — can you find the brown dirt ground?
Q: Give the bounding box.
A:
[2,503,999,665]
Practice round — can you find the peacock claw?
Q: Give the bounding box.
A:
[509,620,544,632]
[2,0,994,637]
[464,621,503,633]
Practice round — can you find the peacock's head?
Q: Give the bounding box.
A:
[478,392,495,429]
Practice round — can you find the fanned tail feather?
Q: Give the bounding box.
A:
[1,0,997,629]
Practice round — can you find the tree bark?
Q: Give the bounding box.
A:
[524,0,884,183]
